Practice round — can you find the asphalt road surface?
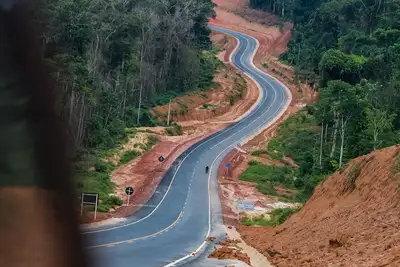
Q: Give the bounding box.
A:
[83,25,291,267]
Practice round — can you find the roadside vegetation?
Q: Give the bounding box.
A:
[241,207,301,227]
[75,129,160,212]
[244,0,400,211]
[29,0,218,210]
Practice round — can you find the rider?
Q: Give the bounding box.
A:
[205,166,209,173]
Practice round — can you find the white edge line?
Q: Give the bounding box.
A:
[82,29,264,235]
[163,26,293,267]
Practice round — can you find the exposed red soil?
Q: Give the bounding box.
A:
[151,65,258,124]
[80,24,260,224]
[80,126,226,223]
[212,0,315,235]
[211,31,238,64]
[217,149,288,228]
[238,145,400,267]
[208,238,252,265]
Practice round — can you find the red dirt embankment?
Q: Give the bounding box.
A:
[80,24,260,224]
[209,0,317,152]
[239,145,400,267]
[209,239,252,265]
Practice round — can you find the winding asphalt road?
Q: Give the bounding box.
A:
[83,26,291,267]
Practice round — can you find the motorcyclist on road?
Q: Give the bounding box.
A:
[205,166,209,174]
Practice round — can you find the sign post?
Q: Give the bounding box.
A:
[226,162,231,175]
[125,186,134,206]
[80,193,99,220]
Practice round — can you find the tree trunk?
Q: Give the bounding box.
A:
[330,112,338,158]
[319,121,324,168]
[325,123,328,144]
[339,115,348,168]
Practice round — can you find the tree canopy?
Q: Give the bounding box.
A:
[31,0,217,151]
[251,0,400,198]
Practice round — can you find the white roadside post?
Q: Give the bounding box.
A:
[94,197,98,220]
[167,99,171,126]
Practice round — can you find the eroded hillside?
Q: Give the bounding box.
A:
[239,146,400,267]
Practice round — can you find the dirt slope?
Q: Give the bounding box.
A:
[80,26,260,225]
[239,145,400,267]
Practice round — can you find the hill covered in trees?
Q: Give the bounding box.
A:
[248,0,400,200]
[31,0,217,152]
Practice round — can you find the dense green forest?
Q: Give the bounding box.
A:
[32,0,216,152]
[249,0,400,201]
[28,0,217,208]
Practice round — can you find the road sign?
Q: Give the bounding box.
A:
[82,193,98,205]
[158,155,165,162]
[226,162,231,168]
[125,187,134,195]
[125,187,134,206]
[80,193,99,220]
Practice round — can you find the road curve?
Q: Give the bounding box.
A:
[83,26,291,267]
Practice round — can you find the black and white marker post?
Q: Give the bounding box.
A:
[125,186,134,206]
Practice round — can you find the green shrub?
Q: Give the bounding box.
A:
[104,195,123,206]
[165,123,182,136]
[97,205,110,213]
[201,103,213,109]
[146,135,160,150]
[124,128,138,135]
[94,160,115,173]
[248,160,260,165]
[251,149,269,156]
[240,163,298,189]
[241,214,271,226]
[256,182,278,196]
[119,150,141,164]
[241,207,300,227]
[270,207,301,225]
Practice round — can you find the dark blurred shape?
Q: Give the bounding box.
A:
[0,2,89,267]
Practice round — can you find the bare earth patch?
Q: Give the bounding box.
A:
[239,146,400,267]
[80,26,260,224]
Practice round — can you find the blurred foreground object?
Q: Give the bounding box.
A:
[0,2,89,267]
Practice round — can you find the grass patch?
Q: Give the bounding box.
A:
[124,128,138,135]
[119,150,141,164]
[241,214,271,226]
[241,207,301,226]
[165,123,182,136]
[240,163,298,190]
[75,158,124,212]
[251,149,269,156]
[248,160,261,165]
[146,135,160,150]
